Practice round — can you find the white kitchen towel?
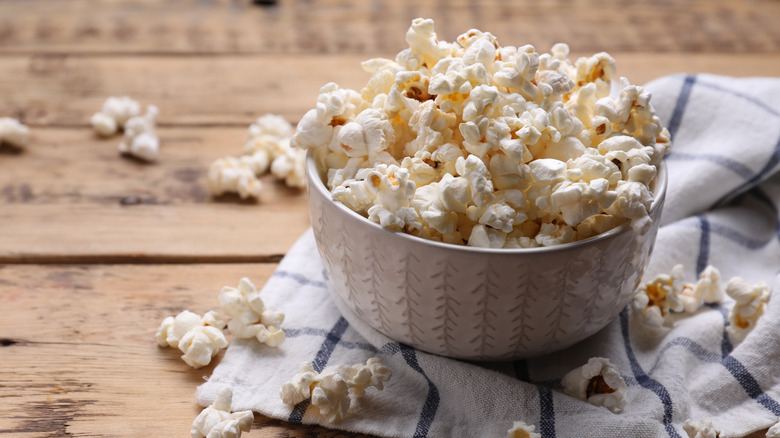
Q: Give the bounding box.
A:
[197,74,780,438]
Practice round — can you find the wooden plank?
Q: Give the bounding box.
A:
[0,127,310,262]
[2,53,779,127]
[0,0,778,55]
[0,263,369,437]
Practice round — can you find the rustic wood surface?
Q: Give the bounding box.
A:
[1,0,778,436]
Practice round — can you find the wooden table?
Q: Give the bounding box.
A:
[1,1,778,436]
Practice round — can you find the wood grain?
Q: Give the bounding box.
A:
[0,264,371,438]
[1,0,778,55]
[2,53,779,127]
[0,127,310,261]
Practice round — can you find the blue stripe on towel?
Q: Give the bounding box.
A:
[399,344,439,438]
[287,317,350,424]
[721,355,780,416]
[619,309,682,438]
[648,337,721,375]
[696,216,711,275]
[677,218,774,250]
[312,317,350,372]
[538,386,556,438]
[667,74,697,139]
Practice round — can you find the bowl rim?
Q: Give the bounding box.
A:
[306,151,668,255]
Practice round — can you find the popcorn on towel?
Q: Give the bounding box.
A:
[280,358,392,423]
[219,277,285,347]
[507,421,542,438]
[561,357,627,413]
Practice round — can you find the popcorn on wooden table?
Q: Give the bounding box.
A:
[208,156,264,200]
[191,387,254,438]
[292,18,671,248]
[91,96,141,137]
[0,117,30,149]
[118,104,160,161]
[156,310,228,369]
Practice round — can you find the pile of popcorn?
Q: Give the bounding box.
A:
[208,114,306,200]
[291,18,671,248]
[91,96,161,161]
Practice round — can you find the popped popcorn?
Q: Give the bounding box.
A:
[682,417,721,438]
[767,417,780,438]
[208,114,304,201]
[270,147,307,188]
[632,264,733,330]
[191,387,254,438]
[91,96,141,136]
[218,277,285,347]
[726,277,770,344]
[156,310,228,368]
[292,18,670,248]
[280,358,391,423]
[118,105,160,161]
[679,265,724,312]
[208,156,264,200]
[507,421,542,438]
[0,117,30,149]
[632,265,686,327]
[561,357,627,413]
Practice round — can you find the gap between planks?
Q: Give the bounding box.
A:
[0,254,284,265]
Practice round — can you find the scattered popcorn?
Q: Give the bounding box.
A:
[118,105,160,161]
[767,417,780,438]
[683,417,721,438]
[507,421,542,438]
[562,357,627,413]
[292,18,670,248]
[270,147,307,188]
[632,264,685,327]
[219,277,285,347]
[679,265,724,312]
[208,156,264,200]
[244,114,296,175]
[208,114,304,201]
[632,263,726,328]
[156,310,228,368]
[726,277,770,344]
[0,117,30,149]
[280,358,391,423]
[191,387,254,438]
[91,96,141,137]
[90,112,117,137]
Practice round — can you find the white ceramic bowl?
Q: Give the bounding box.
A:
[307,153,667,360]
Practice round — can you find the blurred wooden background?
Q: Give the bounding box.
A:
[0,0,778,437]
